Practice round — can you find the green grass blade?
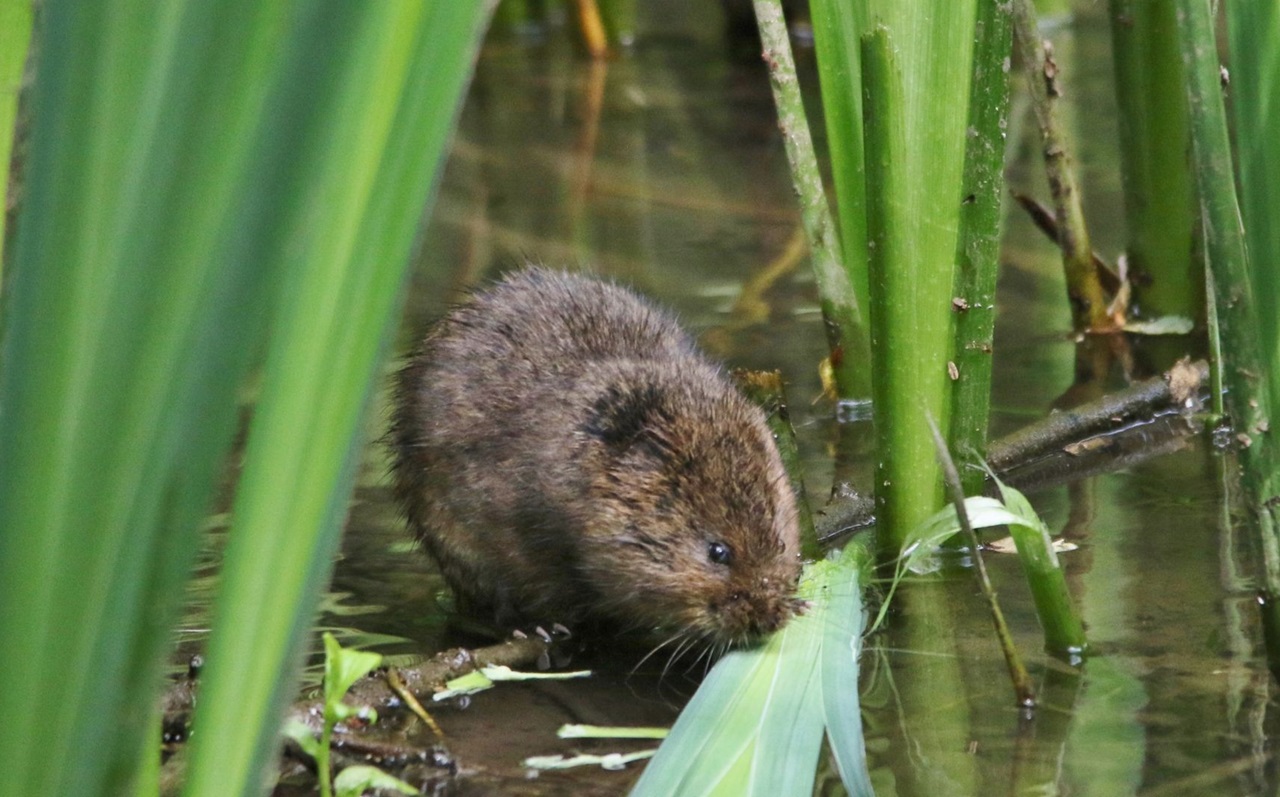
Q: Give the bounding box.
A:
[819,543,875,796]
[1188,0,1280,670]
[808,0,872,393]
[180,4,492,796]
[1226,2,1280,372]
[0,2,303,792]
[989,480,1087,659]
[1177,0,1278,512]
[950,0,1012,494]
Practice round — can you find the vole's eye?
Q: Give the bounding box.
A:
[707,541,733,565]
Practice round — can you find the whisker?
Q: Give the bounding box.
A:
[632,629,686,676]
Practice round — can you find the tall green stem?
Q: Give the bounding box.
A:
[183,5,492,795]
[1175,0,1280,671]
[809,0,871,391]
[950,0,1013,494]
[753,0,866,401]
[1109,0,1198,323]
[860,26,968,563]
[1226,1,1280,373]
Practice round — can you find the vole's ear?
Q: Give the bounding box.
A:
[583,382,672,458]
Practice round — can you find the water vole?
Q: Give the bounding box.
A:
[390,267,802,645]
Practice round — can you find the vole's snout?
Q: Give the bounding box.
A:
[712,587,796,639]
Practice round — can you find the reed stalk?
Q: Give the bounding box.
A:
[1011,0,1112,332]
[184,6,493,795]
[950,0,1013,495]
[808,0,870,372]
[1108,0,1198,322]
[0,4,301,791]
[1177,0,1280,675]
[1226,2,1280,373]
[753,0,866,401]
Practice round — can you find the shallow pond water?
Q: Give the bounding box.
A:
[190,4,1279,795]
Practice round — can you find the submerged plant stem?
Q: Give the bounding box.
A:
[1011,0,1112,332]
[929,417,1035,708]
[752,0,866,400]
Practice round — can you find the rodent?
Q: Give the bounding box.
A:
[390,267,802,645]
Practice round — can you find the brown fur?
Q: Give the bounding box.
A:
[390,267,802,644]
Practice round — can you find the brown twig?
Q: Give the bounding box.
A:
[816,359,1210,543]
[1011,0,1113,332]
[387,667,446,741]
[1011,191,1122,297]
[752,0,867,400]
[988,358,1207,471]
[162,636,554,734]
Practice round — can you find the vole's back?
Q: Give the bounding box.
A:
[392,267,802,640]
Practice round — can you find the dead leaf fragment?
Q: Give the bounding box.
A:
[1166,357,1202,406]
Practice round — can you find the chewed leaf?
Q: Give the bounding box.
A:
[1122,315,1195,335]
[987,536,1078,554]
[434,665,592,701]
[524,750,657,770]
[630,544,872,797]
[558,724,668,740]
[480,665,592,681]
[433,670,494,701]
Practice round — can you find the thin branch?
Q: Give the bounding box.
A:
[1011,0,1113,332]
[817,359,1210,542]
